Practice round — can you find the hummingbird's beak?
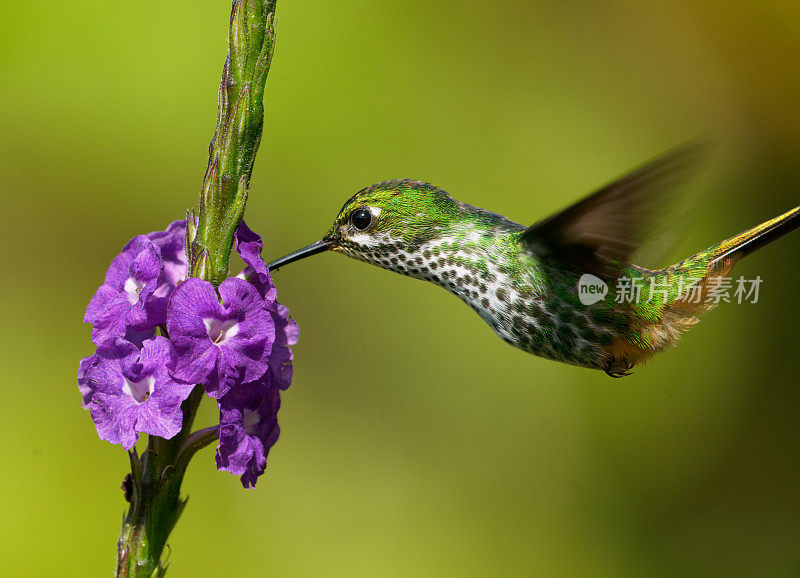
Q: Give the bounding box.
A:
[268,239,334,271]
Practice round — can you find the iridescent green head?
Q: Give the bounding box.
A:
[325,179,465,256]
[268,179,466,270]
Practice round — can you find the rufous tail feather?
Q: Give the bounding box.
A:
[604,206,799,374]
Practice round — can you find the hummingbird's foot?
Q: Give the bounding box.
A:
[603,359,634,378]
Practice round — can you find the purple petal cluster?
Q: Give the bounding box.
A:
[79,220,296,487]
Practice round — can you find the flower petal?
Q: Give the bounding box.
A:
[215,378,281,488]
[235,221,276,302]
[77,354,96,408]
[148,220,187,289]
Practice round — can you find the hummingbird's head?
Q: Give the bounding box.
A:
[269,179,464,271]
[324,179,463,259]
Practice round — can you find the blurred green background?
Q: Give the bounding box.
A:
[1,1,799,576]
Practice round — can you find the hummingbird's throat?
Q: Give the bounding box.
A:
[341,233,499,307]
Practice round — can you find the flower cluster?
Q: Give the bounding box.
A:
[78,221,297,487]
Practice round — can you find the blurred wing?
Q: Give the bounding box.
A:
[520,142,705,278]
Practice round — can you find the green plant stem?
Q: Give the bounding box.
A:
[191,0,277,284]
[116,389,205,577]
[115,1,276,575]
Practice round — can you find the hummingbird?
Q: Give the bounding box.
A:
[268,147,799,377]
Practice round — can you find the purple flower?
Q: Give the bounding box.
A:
[215,378,281,488]
[148,220,187,294]
[233,222,298,390]
[83,337,195,450]
[235,221,276,301]
[84,235,166,346]
[167,277,275,398]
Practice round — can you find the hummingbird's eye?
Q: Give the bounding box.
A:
[350,208,373,231]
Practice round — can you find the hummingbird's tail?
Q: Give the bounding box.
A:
[659,205,799,333]
[701,206,800,272]
[603,206,799,375]
[666,205,800,308]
